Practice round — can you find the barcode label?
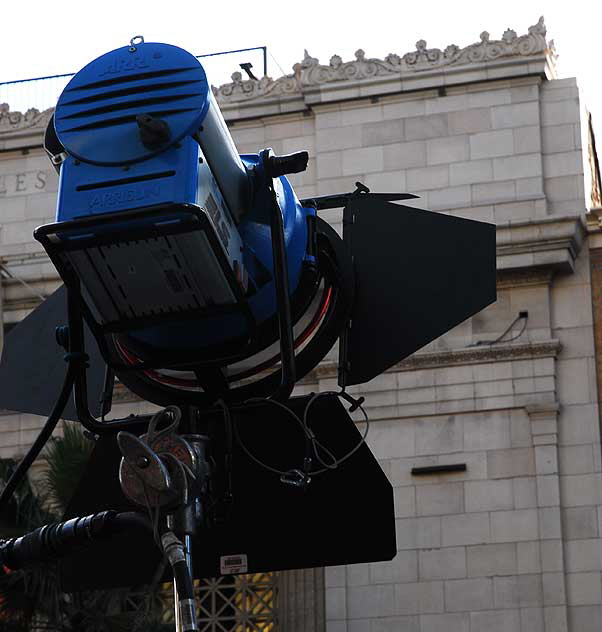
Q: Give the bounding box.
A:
[220,553,248,575]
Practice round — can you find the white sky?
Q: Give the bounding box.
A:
[1,1,601,132]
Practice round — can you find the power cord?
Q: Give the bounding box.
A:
[227,392,370,489]
[471,310,529,346]
[0,354,85,513]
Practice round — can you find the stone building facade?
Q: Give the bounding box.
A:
[1,15,602,632]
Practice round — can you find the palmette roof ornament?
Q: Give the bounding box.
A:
[213,16,556,104]
[0,104,53,131]
[1,18,555,130]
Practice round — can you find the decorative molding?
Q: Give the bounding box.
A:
[0,251,50,266]
[394,339,561,371]
[496,215,585,275]
[0,17,556,132]
[213,17,555,104]
[526,401,560,421]
[0,103,53,133]
[3,295,45,316]
[95,339,563,406]
[213,69,302,104]
[309,339,561,381]
[0,338,562,417]
[586,206,602,232]
[1,272,59,317]
[497,267,554,288]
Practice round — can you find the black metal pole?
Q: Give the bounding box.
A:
[264,159,296,400]
[66,284,153,432]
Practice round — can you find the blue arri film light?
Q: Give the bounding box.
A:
[28,37,496,414]
[36,39,317,381]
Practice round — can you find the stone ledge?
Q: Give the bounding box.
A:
[215,17,555,117]
[0,108,52,148]
[496,215,585,274]
[0,250,50,266]
[219,55,554,122]
[46,339,562,409]
[497,267,554,288]
[310,339,561,381]
[0,215,584,320]
[0,339,561,417]
[398,339,561,371]
[298,54,552,109]
[586,206,602,250]
[0,18,556,136]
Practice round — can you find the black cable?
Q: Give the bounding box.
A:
[231,394,370,480]
[0,511,151,570]
[0,363,77,514]
[498,317,528,343]
[303,391,370,475]
[473,312,528,346]
[230,399,301,477]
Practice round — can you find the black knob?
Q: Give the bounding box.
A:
[55,325,69,350]
[266,151,309,178]
[136,114,171,149]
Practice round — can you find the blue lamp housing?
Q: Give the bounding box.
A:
[36,40,315,363]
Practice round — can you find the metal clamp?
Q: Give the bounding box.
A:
[129,35,145,52]
[280,469,311,489]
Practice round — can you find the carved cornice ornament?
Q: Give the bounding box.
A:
[396,339,561,371]
[213,68,302,102]
[2,18,554,129]
[497,268,554,289]
[308,339,562,381]
[0,103,53,132]
[214,17,556,104]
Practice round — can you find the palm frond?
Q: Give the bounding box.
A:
[0,423,172,631]
[41,423,94,515]
[0,459,54,538]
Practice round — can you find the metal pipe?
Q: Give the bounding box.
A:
[174,582,182,632]
[195,91,251,223]
[165,531,197,632]
[267,163,296,400]
[184,534,193,575]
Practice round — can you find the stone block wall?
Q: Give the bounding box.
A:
[0,17,601,632]
[226,22,601,631]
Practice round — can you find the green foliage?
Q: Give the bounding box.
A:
[41,422,94,515]
[0,460,54,539]
[0,424,172,631]
[0,457,61,631]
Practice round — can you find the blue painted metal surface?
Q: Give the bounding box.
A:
[129,152,314,352]
[48,41,314,355]
[54,43,210,166]
[56,137,199,221]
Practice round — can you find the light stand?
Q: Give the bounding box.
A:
[118,407,211,631]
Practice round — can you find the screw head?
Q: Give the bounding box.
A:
[136,456,150,469]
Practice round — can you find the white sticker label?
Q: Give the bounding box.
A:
[220,553,248,575]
